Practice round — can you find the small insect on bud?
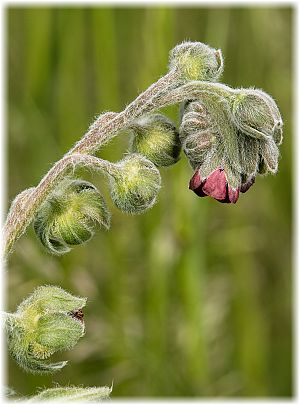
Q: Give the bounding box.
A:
[169,41,224,82]
[5,286,86,374]
[130,114,181,167]
[107,153,161,214]
[33,178,111,255]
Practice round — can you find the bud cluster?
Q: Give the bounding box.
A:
[180,87,283,204]
[5,286,86,374]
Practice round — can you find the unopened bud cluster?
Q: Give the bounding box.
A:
[180,87,283,204]
[5,286,86,373]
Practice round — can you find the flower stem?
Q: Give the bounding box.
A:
[3,74,228,258]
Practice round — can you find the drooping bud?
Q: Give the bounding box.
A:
[5,286,87,374]
[107,153,161,214]
[33,178,111,255]
[28,385,112,402]
[232,88,283,144]
[232,88,282,179]
[130,114,181,167]
[169,41,224,82]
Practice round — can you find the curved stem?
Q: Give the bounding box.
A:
[3,76,228,258]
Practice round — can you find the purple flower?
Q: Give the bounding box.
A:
[189,167,248,204]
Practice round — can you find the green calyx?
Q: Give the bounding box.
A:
[5,286,86,374]
[169,41,224,82]
[33,178,111,255]
[107,153,161,214]
[231,88,283,144]
[180,100,216,170]
[130,114,181,167]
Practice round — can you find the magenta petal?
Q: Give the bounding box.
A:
[189,171,208,197]
[228,187,240,204]
[202,169,227,200]
[189,171,202,190]
[240,176,255,193]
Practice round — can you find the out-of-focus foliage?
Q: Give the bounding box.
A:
[6,6,293,398]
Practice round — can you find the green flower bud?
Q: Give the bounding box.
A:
[107,153,161,214]
[5,286,86,374]
[130,114,181,167]
[169,41,224,82]
[33,178,110,255]
[179,100,216,169]
[232,88,283,144]
[28,385,112,402]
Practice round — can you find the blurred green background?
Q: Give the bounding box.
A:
[6,6,293,398]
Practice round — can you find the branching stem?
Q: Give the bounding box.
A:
[4,71,230,258]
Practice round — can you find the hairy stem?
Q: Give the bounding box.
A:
[4,74,228,258]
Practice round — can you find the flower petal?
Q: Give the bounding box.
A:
[228,186,240,203]
[202,168,227,200]
[189,170,202,190]
[189,171,207,197]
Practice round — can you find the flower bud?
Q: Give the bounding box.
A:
[189,167,240,204]
[169,41,223,82]
[232,88,283,144]
[130,114,181,167]
[5,286,86,374]
[179,100,216,169]
[33,178,111,255]
[107,153,161,214]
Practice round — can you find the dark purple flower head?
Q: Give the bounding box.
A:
[189,168,241,204]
